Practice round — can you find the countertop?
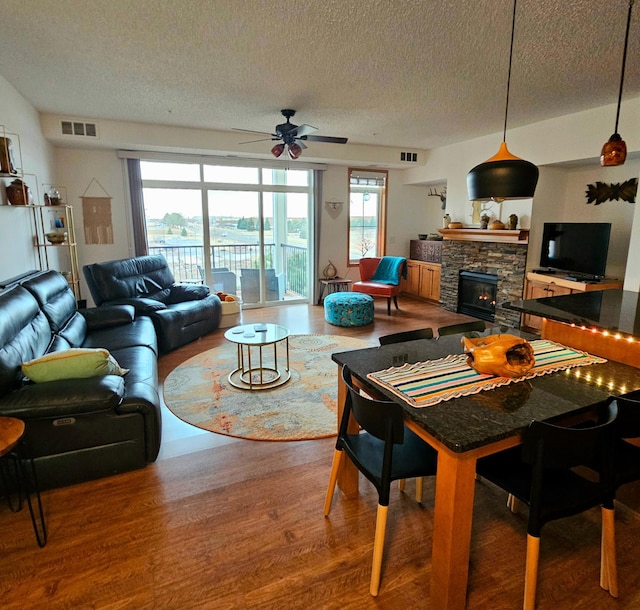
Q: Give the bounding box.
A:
[504,289,640,337]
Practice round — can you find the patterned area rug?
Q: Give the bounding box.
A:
[163,334,371,441]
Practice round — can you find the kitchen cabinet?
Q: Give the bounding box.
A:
[404,260,440,302]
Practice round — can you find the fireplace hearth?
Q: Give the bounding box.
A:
[458,271,498,322]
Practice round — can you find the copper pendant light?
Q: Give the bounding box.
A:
[601,0,634,167]
[467,0,538,202]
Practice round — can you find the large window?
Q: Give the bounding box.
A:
[139,161,313,306]
[348,169,387,265]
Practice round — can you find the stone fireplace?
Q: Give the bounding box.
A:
[439,229,529,328]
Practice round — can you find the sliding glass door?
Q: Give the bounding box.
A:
[140,160,312,307]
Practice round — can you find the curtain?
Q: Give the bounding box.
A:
[126,158,148,256]
[313,169,323,304]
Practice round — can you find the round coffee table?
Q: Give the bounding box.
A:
[224,324,290,390]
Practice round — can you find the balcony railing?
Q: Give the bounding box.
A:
[149,243,308,300]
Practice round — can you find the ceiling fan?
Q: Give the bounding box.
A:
[233,109,348,159]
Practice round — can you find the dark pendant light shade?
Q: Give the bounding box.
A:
[467,142,539,202]
[600,0,634,167]
[467,0,538,202]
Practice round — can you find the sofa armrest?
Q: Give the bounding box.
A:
[106,298,167,316]
[0,376,125,419]
[80,305,135,330]
[167,284,210,303]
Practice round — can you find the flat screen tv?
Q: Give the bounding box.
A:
[539,222,611,280]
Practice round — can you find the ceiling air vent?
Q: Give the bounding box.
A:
[400,152,418,162]
[60,119,99,138]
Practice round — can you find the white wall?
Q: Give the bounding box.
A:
[53,148,132,301]
[0,75,55,281]
[4,79,640,295]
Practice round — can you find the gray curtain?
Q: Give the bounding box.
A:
[313,169,323,304]
[126,158,148,256]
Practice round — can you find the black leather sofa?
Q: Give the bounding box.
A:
[83,254,222,353]
[0,270,161,490]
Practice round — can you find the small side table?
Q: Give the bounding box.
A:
[0,417,47,547]
[317,278,353,305]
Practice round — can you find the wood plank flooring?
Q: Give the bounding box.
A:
[2,297,640,609]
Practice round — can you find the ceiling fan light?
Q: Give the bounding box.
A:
[271,143,285,158]
[600,133,627,167]
[288,142,303,159]
[467,142,539,202]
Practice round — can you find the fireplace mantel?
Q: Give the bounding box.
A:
[438,228,529,244]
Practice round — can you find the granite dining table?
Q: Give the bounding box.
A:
[331,332,640,610]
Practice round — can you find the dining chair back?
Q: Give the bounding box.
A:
[476,402,619,609]
[437,320,486,338]
[378,327,434,345]
[324,365,438,596]
[609,395,640,489]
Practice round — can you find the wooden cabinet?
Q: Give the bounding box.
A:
[522,272,622,331]
[404,260,440,302]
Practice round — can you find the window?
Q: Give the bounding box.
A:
[348,169,387,265]
[138,160,313,306]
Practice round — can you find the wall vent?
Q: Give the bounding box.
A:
[400,152,418,162]
[60,119,99,138]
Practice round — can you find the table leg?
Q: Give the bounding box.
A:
[430,450,477,610]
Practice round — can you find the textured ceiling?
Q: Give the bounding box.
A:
[1,0,639,151]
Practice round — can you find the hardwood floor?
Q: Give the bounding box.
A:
[2,297,640,609]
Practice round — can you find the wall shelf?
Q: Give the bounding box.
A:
[438,228,529,244]
[31,203,81,302]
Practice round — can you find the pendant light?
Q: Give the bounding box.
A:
[467,0,538,202]
[601,0,634,167]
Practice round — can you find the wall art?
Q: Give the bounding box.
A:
[585,178,637,205]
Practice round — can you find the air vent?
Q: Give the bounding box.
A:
[60,119,99,138]
[400,152,418,162]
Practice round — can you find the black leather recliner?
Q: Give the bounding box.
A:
[83,255,222,353]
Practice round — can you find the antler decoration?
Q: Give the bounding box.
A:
[428,187,447,209]
[585,178,637,205]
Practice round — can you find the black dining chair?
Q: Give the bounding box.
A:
[608,395,640,490]
[437,320,486,338]
[476,402,619,610]
[378,327,434,499]
[378,327,434,345]
[324,365,438,597]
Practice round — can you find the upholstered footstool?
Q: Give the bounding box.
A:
[324,292,374,327]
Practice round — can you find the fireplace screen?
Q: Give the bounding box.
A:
[458,271,498,322]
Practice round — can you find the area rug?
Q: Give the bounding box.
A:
[163,334,372,441]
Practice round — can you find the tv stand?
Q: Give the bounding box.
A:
[522,272,623,332]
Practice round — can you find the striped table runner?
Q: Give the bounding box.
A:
[367,339,607,408]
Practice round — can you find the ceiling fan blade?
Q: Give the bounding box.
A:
[293,123,318,138]
[238,137,277,144]
[232,127,276,136]
[301,135,349,144]
[294,139,308,150]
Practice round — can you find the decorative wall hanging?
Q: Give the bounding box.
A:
[81,178,114,244]
[585,178,637,205]
[428,187,447,209]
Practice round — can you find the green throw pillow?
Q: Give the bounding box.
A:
[22,348,129,383]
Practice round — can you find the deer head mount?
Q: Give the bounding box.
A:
[428,187,447,209]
